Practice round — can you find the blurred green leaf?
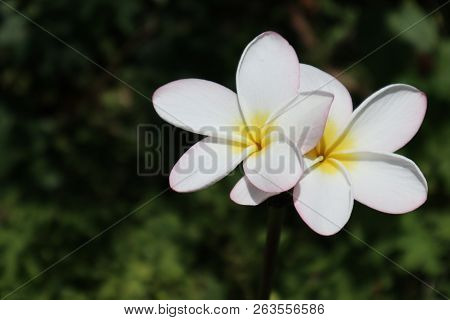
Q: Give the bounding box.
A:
[387,1,438,52]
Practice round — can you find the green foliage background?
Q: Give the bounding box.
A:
[0,0,449,299]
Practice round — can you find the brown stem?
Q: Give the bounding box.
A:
[258,204,285,299]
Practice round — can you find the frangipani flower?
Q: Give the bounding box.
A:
[152,32,334,193]
[231,66,428,235]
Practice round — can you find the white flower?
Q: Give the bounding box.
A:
[152,32,334,193]
[231,65,428,236]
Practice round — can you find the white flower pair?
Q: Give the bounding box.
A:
[152,32,427,235]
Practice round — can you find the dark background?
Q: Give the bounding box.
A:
[0,0,449,299]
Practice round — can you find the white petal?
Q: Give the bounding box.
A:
[153,79,246,143]
[299,64,353,149]
[236,32,300,125]
[293,159,353,236]
[230,176,278,206]
[331,84,427,154]
[334,151,428,214]
[169,137,256,192]
[269,91,333,154]
[243,140,303,193]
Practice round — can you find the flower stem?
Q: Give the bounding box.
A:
[258,204,285,300]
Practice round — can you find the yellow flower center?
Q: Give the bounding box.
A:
[233,112,274,154]
[306,120,356,174]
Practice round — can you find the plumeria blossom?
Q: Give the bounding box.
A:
[152,32,334,193]
[231,65,428,236]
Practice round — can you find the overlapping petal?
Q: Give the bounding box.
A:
[334,151,428,214]
[236,32,300,126]
[329,84,426,154]
[269,91,333,154]
[243,140,303,193]
[293,159,353,236]
[153,79,246,143]
[299,64,353,151]
[230,176,279,206]
[170,137,256,192]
